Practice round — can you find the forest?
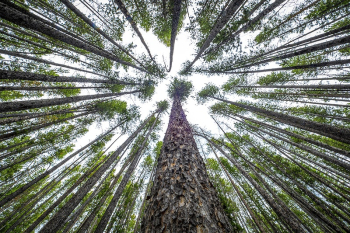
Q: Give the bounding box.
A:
[0,0,350,232]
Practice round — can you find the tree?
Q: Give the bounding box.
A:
[141,79,234,232]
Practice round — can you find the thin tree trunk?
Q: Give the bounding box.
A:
[231,113,350,157]
[37,113,157,233]
[0,70,135,85]
[0,49,110,77]
[210,0,287,54]
[141,96,233,232]
[207,141,266,233]
[208,59,350,73]
[114,0,154,61]
[0,1,147,73]
[185,0,245,71]
[210,96,350,144]
[0,112,92,142]
[168,0,182,72]
[94,113,159,232]
[234,83,350,90]
[0,123,122,208]
[202,135,305,232]
[0,90,140,113]
[59,0,143,67]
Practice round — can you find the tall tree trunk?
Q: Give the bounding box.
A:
[58,0,143,67]
[207,142,266,233]
[0,50,110,77]
[185,0,245,71]
[0,70,135,85]
[0,111,92,142]
[215,59,350,73]
[114,0,154,61]
[230,113,350,157]
[0,122,123,208]
[0,1,147,73]
[37,113,157,233]
[168,0,182,72]
[95,114,159,232]
[141,96,233,232]
[0,90,140,113]
[210,96,350,144]
[201,135,306,232]
[209,0,287,54]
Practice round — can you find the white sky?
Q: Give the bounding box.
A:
[76,17,232,154]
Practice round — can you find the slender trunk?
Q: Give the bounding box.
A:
[0,1,147,73]
[234,83,350,90]
[0,108,86,125]
[59,0,143,67]
[0,123,122,208]
[185,0,245,71]
[0,111,92,142]
[0,86,106,91]
[141,96,233,232]
[231,113,350,157]
[210,96,350,144]
[0,70,135,85]
[0,50,109,77]
[0,90,140,113]
[202,135,305,232]
[211,0,287,53]
[132,163,157,233]
[168,0,182,72]
[240,117,350,171]
[207,142,266,233]
[77,154,132,233]
[37,113,156,233]
[210,59,350,73]
[220,126,347,232]
[236,35,350,69]
[94,114,159,232]
[114,0,154,61]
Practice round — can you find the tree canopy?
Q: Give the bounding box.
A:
[1,0,350,232]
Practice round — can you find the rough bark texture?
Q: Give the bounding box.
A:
[141,96,233,232]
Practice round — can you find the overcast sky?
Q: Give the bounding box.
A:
[74,15,234,154]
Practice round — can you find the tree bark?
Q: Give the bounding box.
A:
[168,0,182,72]
[0,123,122,208]
[0,1,147,73]
[114,0,154,61]
[0,90,140,113]
[95,114,159,232]
[0,70,134,85]
[37,113,156,233]
[210,96,350,144]
[59,0,143,67]
[141,96,233,232]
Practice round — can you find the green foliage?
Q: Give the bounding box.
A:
[197,84,219,103]
[167,78,193,101]
[95,100,128,120]
[156,100,169,112]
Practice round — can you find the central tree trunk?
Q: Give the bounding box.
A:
[141,96,233,232]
